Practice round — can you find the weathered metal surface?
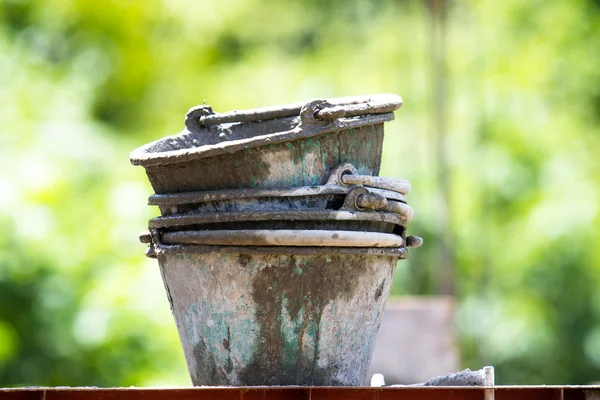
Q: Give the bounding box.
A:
[144,209,408,254]
[148,184,406,207]
[355,192,388,210]
[146,166,413,218]
[315,95,402,120]
[406,236,423,248]
[153,192,414,221]
[144,242,409,258]
[130,95,402,193]
[155,193,350,217]
[186,94,402,127]
[148,210,407,230]
[158,220,401,234]
[341,174,411,195]
[130,96,422,388]
[141,122,386,193]
[379,200,414,222]
[157,251,399,386]
[342,187,414,222]
[160,230,404,247]
[2,387,600,400]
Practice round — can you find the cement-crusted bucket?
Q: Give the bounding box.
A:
[153,244,403,386]
[147,209,407,235]
[130,95,402,193]
[148,164,413,222]
[132,95,421,387]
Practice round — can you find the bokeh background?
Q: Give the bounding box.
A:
[2,0,600,386]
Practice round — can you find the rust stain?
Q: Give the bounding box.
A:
[239,254,369,385]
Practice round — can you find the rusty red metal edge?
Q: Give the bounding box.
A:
[1,387,599,400]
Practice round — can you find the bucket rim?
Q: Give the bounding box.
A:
[148,210,407,229]
[148,184,407,206]
[130,94,401,167]
[152,243,408,257]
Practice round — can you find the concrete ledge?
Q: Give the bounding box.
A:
[2,387,600,400]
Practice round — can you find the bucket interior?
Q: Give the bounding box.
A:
[158,193,346,216]
[140,116,299,157]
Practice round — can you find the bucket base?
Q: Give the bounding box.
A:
[158,251,398,386]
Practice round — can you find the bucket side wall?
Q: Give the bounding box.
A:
[157,251,397,386]
[146,124,384,194]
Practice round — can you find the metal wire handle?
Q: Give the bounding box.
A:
[185,94,402,129]
[341,175,411,195]
[326,163,411,195]
[355,194,414,221]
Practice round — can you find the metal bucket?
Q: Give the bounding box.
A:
[130,95,402,193]
[153,244,402,386]
[148,164,413,222]
[131,95,421,387]
[147,210,407,236]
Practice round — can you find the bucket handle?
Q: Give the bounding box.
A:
[341,186,414,222]
[185,94,402,130]
[338,187,422,248]
[341,174,411,195]
[327,163,411,195]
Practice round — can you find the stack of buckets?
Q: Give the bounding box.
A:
[131,94,422,386]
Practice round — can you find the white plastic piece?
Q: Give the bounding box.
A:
[371,373,386,387]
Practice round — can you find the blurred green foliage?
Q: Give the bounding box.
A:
[1,0,600,386]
